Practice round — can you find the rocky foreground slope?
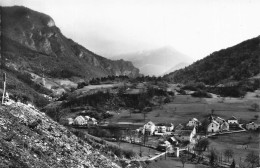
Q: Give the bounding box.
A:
[0,101,120,168]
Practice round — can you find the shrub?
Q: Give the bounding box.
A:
[123,149,136,159]
[191,90,212,98]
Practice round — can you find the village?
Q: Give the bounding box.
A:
[48,78,259,168]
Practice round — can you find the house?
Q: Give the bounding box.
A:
[143,121,156,135]
[246,122,259,130]
[174,127,196,142]
[165,123,174,132]
[74,116,87,125]
[156,123,174,133]
[156,124,167,133]
[220,121,229,132]
[157,140,171,151]
[227,116,238,124]
[84,116,90,121]
[207,120,220,133]
[186,118,201,127]
[88,118,97,125]
[66,118,74,125]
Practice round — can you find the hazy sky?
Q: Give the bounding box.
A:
[2,0,260,60]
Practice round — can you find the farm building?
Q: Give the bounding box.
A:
[246,122,259,130]
[227,116,238,124]
[207,120,220,133]
[143,121,156,135]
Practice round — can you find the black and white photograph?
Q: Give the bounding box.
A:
[0,0,259,167]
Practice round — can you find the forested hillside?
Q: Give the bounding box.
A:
[165,36,260,85]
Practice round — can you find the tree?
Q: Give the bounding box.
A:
[224,149,234,162]
[254,114,259,120]
[230,159,236,168]
[251,103,259,111]
[196,138,209,151]
[245,151,259,168]
[180,154,188,168]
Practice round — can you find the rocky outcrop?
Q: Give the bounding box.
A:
[0,101,120,168]
[1,6,139,79]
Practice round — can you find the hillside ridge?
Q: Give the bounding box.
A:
[164,36,260,84]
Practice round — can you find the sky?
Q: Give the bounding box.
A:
[2,0,260,61]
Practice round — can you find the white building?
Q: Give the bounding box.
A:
[143,121,156,135]
[227,116,238,124]
[207,120,220,133]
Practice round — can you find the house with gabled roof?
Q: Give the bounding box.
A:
[227,116,238,124]
[207,120,220,133]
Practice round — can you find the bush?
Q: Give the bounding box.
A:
[123,149,136,159]
[191,90,212,98]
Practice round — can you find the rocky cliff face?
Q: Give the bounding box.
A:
[0,101,120,168]
[1,6,139,79]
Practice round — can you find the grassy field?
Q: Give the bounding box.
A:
[109,94,260,125]
[208,131,260,164]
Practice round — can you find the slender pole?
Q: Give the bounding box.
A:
[2,73,6,104]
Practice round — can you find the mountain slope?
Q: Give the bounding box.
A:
[165,36,260,84]
[163,62,189,75]
[112,46,191,76]
[1,6,139,79]
[0,101,119,168]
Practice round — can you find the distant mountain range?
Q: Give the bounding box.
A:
[112,46,191,76]
[164,36,260,85]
